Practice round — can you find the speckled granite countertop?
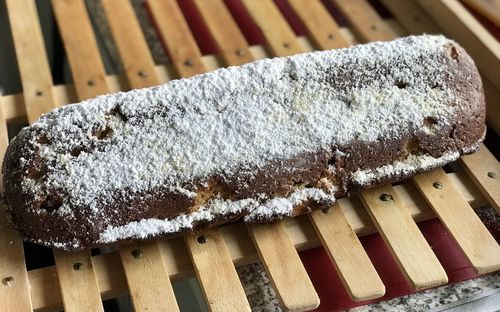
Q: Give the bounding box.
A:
[237,264,500,312]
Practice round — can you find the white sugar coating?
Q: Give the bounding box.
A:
[97,188,333,243]
[351,150,460,185]
[19,35,461,219]
[244,187,335,221]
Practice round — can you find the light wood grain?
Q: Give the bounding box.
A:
[101,0,160,89]
[463,0,500,26]
[194,0,253,66]
[248,222,320,311]
[148,4,253,310]
[148,0,206,77]
[413,168,500,273]
[460,144,500,214]
[240,0,303,56]
[361,185,448,290]
[330,0,398,42]
[101,1,180,310]
[185,228,250,312]
[52,0,109,99]
[51,2,109,310]
[6,0,57,123]
[417,0,500,93]
[380,0,441,34]
[53,250,104,312]
[288,0,349,50]
[194,3,321,308]
[119,243,179,312]
[0,104,32,312]
[283,2,385,301]
[310,203,385,300]
[24,169,487,311]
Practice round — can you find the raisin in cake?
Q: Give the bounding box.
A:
[2,35,486,251]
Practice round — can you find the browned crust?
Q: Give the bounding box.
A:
[2,41,486,251]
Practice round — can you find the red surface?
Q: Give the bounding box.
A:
[176,0,219,55]
[300,218,499,311]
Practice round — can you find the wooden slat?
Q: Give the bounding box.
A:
[118,243,179,312]
[413,168,500,273]
[463,0,500,26]
[380,0,441,34]
[52,0,108,100]
[240,0,303,56]
[148,0,205,77]
[288,0,349,50]
[100,1,180,311]
[460,144,500,214]
[248,222,320,311]
[148,3,251,310]
[328,0,500,282]
[6,0,57,123]
[361,185,448,289]
[25,169,487,311]
[53,250,104,312]
[51,1,108,310]
[0,209,33,312]
[417,0,500,92]
[0,103,32,312]
[194,0,253,66]
[194,2,320,308]
[185,228,250,312]
[330,0,398,42]
[275,2,386,301]
[309,203,385,300]
[101,0,159,89]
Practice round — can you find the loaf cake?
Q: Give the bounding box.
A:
[2,35,485,251]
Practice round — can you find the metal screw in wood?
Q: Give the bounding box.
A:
[328,33,335,40]
[137,70,148,77]
[131,249,143,259]
[322,206,332,214]
[433,182,443,189]
[72,262,83,271]
[2,276,13,286]
[35,90,43,96]
[197,235,207,244]
[487,171,497,179]
[87,79,95,86]
[283,42,290,48]
[379,193,393,201]
[184,58,194,66]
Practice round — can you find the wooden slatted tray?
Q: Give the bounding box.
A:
[1,0,499,311]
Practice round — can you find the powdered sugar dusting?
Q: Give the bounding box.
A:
[15,35,462,221]
[97,187,334,243]
[351,151,460,185]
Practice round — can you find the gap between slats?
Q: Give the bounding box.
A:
[51,0,112,310]
[239,0,387,303]
[196,0,320,309]
[148,1,251,310]
[329,0,500,276]
[0,1,496,310]
[100,0,180,311]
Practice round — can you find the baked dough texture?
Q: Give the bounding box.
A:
[2,35,485,251]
